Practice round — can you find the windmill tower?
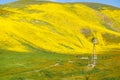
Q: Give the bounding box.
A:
[87,37,98,68]
[91,37,98,67]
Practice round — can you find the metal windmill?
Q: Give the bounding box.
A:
[91,37,98,67]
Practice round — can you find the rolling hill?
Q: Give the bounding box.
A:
[0,1,120,80]
[0,1,120,54]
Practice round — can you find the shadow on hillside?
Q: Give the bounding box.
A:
[3,33,60,55]
[0,48,28,54]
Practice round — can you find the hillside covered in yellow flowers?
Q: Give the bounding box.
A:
[0,1,120,54]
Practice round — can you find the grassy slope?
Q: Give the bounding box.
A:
[0,49,119,80]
